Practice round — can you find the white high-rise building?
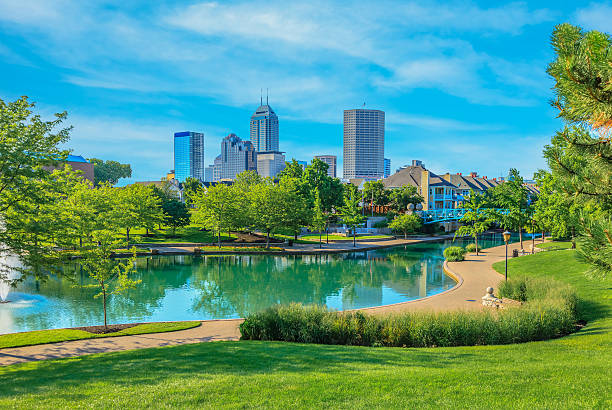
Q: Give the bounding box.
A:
[343,109,385,179]
[314,155,337,178]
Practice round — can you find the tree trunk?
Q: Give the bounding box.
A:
[102,282,107,331]
[326,227,329,244]
[79,236,82,248]
[126,227,130,245]
[266,230,270,249]
[218,231,221,248]
[404,230,407,239]
[519,228,523,249]
[294,232,298,241]
[319,231,322,248]
[571,227,576,249]
[353,228,356,247]
[146,228,149,235]
[173,225,176,236]
[475,234,479,256]
[542,230,545,243]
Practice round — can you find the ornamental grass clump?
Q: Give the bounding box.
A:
[443,246,467,262]
[240,277,580,347]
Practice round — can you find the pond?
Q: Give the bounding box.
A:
[0,233,524,334]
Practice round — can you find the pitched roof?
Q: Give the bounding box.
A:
[383,165,455,189]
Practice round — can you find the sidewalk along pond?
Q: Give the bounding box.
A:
[0,233,520,334]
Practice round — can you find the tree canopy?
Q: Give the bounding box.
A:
[89,158,132,186]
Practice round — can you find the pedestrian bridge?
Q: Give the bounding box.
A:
[418,208,509,224]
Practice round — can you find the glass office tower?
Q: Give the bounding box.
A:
[174,131,204,182]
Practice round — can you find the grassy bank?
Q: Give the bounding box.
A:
[0,321,201,349]
[535,240,574,250]
[0,250,609,407]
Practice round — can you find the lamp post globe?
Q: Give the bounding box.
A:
[503,231,511,243]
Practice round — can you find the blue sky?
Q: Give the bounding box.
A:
[1,1,611,183]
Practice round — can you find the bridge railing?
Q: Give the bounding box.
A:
[417,208,508,224]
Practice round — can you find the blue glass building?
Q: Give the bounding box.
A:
[173,131,204,182]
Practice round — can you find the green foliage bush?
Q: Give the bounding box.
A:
[372,220,388,228]
[443,246,467,261]
[465,243,477,252]
[240,276,579,346]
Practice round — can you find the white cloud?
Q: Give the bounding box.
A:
[575,3,612,32]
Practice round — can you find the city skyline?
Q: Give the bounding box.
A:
[1,1,610,183]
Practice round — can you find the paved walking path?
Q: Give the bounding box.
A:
[0,240,538,366]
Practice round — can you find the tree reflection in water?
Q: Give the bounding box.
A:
[1,235,511,333]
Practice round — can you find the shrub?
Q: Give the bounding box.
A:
[372,220,388,228]
[444,246,467,261]
[240,278,580,348]
[465,243,477,252]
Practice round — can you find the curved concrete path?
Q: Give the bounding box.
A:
[0,240,536,366]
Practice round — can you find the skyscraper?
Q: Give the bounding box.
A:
[384,158,391,178]
[173,131,204,182]
[343,109,385,179]
[250,98,279,152]
[314,155,337,178]
[220,134,257,180]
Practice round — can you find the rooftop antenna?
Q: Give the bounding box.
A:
[266,88,269,105]
[260,89,263,106]
[363,101,366,107]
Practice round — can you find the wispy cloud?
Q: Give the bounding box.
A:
[574,2,612,32]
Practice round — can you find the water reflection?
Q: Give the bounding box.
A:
[0,234,515,333]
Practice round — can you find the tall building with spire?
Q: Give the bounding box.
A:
[250,93,279,152]
[250,92,284,178]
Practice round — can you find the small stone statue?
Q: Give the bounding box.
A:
[482,287,502,307]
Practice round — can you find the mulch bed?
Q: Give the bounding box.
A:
[73,323,141,334]
[233,232,284,243]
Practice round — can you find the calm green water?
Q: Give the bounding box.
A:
[0,234,523,334]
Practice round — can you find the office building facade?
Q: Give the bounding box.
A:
[384,158,391,178]
[314,155,337,178]
[220,134,257,180]
[257,151,286,178]
[250,102,279,152]
[343,109,385,179]
[174,131,205,182]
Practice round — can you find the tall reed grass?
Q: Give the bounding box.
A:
[240,277,579,347]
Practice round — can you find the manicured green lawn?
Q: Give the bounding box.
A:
[0,250,609,408]
[195,246,284,252]
[300,234,394,241]
[131,226,234,244]
[0,321,201,349]
[535,240,574,250]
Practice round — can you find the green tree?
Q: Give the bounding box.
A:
[388,185,424,211]
[362,180,388,207]
[488,169,530,249]
[89,158,132,186]
[79,230,141,331]
[389,214,422,239]
[546,23,612,275]
[0,97,71,275]
[310,189,327,248]
[162,198,191,236]
[454,190,491,255]
[192,184,240,247]
[339,190,365,247]
[278,159,304,179]
[182,177,203,208]
[278,177,311,240]
[113,184,164,244]
[250,181,300,248]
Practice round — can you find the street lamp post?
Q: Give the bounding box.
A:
[503,231,511,281]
